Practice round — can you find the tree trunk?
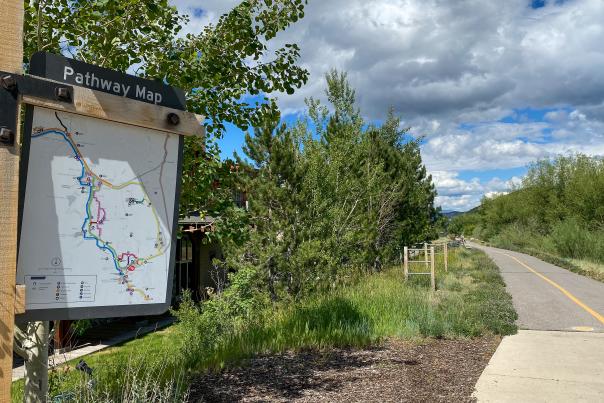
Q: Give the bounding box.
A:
[23,321,49,403]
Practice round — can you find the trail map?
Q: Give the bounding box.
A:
[17,107,180,311]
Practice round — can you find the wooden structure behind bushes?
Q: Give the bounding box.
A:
[174,216,225,302]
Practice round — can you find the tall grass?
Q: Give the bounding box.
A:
[549,218,604,261]
[489,222,604,266]
[567,258,604,279]
[11,328,188,403]
[184,248,516,371]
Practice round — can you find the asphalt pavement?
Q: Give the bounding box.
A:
[471,243,604,402]
[472,243,604,332]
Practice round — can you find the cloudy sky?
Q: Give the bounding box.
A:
[172,0,604,211]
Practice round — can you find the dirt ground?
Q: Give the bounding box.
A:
[188,336,500,402]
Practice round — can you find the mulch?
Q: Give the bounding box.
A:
[187,336,500,402]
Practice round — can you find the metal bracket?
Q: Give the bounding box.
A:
[0,75,18,147]
[0,71,73,147]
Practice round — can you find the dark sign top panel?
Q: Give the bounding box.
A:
[30,52,186,110]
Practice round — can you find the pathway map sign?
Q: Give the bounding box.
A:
[16,53,186,320]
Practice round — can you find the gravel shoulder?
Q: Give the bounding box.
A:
[188,336,501,402]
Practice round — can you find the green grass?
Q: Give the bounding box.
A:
[12,248,517,402]
[11,327,187,403]
[151,247,517,372]
[519,247,604,283]
[569,258,604,279]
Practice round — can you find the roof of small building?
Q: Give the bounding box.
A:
[179,214,215,233]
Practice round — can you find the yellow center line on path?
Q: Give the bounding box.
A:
[493,250,604,326]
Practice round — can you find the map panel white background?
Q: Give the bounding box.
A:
[18,107,180,310]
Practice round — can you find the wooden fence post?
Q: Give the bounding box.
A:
[444,242,448,272]
[399,249,403,271]
[0,0,24,399]
[430,246,435,291]
[403,246,408,281]
[424,242,428,271]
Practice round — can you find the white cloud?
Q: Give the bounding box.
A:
[170,0,239,35]
[431,171,482,197]
[174,0,604,127]
[172,0,604,210]
[258,0,604,120]
[436,194,479,211]
[432,171,521,211]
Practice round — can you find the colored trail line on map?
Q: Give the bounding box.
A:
[91,193,107,236]
[32,126,167,300]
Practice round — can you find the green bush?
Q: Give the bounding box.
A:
[549,217,592,259]
[70,320,93,337]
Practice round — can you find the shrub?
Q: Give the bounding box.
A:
[549,217,592,259]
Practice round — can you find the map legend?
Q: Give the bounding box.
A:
[25,275,97,305]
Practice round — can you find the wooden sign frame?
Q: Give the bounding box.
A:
[1,53,203,321]
[0,0,24,396]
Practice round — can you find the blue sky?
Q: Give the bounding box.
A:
[217,123,246,161]
[174,0,604,211]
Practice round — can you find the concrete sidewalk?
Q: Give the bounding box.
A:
[473,330,604,402]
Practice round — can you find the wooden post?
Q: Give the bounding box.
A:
[399,250,403,272]
[430,246,436,291]
[0,0,24,399]
[424,242,428,271]
[444,243,448,272]
[54,320,72,353]
[403,246,409,281]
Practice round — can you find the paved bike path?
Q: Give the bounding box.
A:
[473,243,604,332]
[471,243,604,402]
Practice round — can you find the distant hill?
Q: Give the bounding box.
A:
[442,211,463,218]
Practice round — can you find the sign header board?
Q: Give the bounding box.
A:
[30,52,186,109]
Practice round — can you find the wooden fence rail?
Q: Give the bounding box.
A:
[402,242,449,291]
